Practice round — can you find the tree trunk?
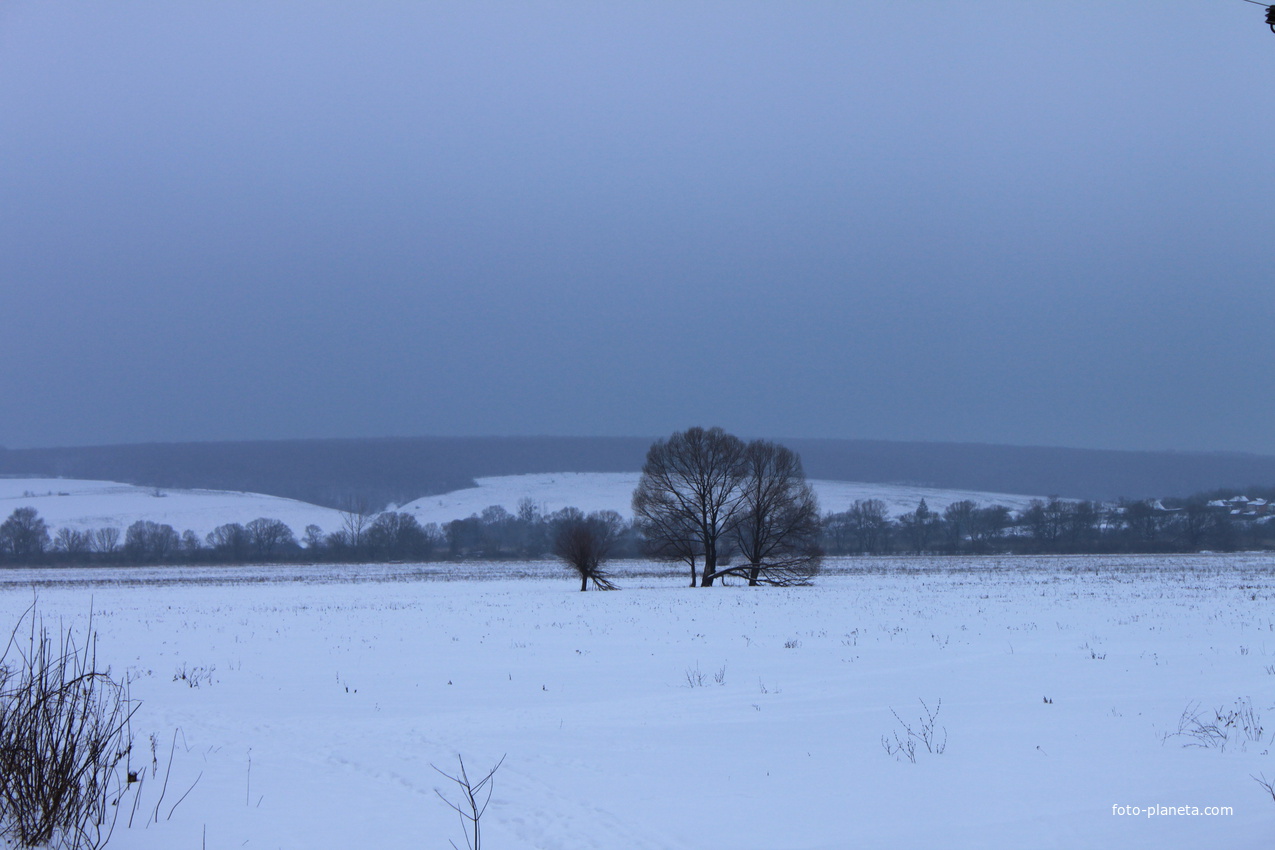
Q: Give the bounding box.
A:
[580,574,588,592]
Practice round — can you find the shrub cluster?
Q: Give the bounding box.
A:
[0,606,136,849]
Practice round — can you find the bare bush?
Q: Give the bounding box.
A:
[1165,698,1265,752]
[685,663,706,688]
[0,604,138,850]
[552,510,623,591]
[881,727,917,763]
[882,698,947,763]
[1253,773,1275,805]
[433,754,505,850]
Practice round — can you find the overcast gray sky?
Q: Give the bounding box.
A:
[1,2,1272,453]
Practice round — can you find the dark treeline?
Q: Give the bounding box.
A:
[823,495,1274,556]
[0,500,642,567]
[3,491,1273,569]
[6,437,1275,509]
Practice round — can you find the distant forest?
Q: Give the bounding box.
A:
[3,436,1275,510]
[3,492,1273,570]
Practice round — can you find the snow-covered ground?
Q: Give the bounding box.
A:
[0,478,345,539]
[397,472,1042,524]
[1,554,1272,848]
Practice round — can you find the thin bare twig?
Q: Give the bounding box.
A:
[432,754,506,850]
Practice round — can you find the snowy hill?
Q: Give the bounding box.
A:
[2,473,1044,540]
[0,478,345,538]
[397,472,1042,525]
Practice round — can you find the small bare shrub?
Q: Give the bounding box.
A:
[0,605,138,850]
[882,698,947,762]
[1253,772,1275,804]
[433,754,505,850]
[172,664,215,689]
[1165,698,1264,752]
[881,728,917,763]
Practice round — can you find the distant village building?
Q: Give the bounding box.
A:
[1208,496,1272,518]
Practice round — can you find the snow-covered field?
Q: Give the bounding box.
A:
[1,554,1272,848]
[398,472,1041,524]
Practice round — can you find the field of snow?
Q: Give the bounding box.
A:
[0,478,345,539]
[398,472,1042,524]
[1,554,1272,848]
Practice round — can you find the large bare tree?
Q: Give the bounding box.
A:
[207,522,250,561]
[632,426,748,587]
[337,496,375,558]
[52,527,92,557]
[633,489,704,586]
[91,527,121,556]
[0,507,50,560]
[246,517,295,560]
[718,440,822,586]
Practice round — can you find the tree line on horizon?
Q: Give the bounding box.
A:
[0,494,1267,570]
[1,428,1272,570]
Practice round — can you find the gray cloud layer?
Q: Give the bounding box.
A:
[2,2,1272,452]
